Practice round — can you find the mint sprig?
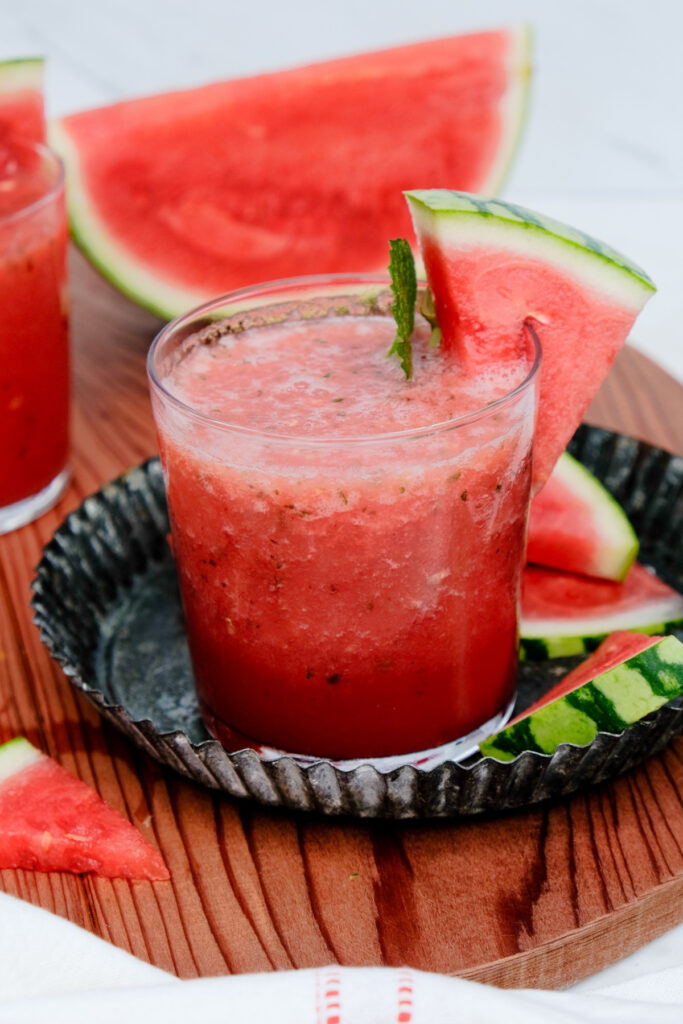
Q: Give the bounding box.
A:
[387,238,417,379]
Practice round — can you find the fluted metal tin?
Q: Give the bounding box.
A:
[32,426,683,819]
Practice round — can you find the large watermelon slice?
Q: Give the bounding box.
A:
[520,562,683,659]
[405,190,655,487]
[527,451,639,581]
[0,58,45,143]
[480,631,683,761]
[0,737,169,879]
[50,28,530,318]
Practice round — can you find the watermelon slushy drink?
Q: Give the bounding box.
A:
[0,139,69,533]
[148,277,540,763]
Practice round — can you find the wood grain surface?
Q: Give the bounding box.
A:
[1,250,682,989]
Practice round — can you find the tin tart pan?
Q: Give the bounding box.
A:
[32,425,683,819]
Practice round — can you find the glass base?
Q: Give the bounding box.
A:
[0,467,70,535]
[203,693,517,774]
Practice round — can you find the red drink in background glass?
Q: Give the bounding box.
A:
[0,139,69,533]
[148,277,540,765]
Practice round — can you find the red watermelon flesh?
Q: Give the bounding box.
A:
[526,451,638,581]
[519,631,662,720]
[0,58,45,144]
[416,238,638,369]
[419,241,639,484]
[405,191,655,488]
[0,738,169,880]
[522,562,683,628]
[51,28,530,318]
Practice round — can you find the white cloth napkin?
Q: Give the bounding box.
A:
[1,891,682,1023]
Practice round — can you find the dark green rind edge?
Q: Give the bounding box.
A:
[405,190,656,296]
[481,635,683,761]
[520,618,683,660]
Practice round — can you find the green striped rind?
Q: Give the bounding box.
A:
[405,190,655,311]
[0,57,44,94]
[481,634,683,761]
[520,620,683,661]
[520,616,683,660]
[0,736,42,783]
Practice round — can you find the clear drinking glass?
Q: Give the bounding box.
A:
[0,138,69,534]
[148,276,541,767]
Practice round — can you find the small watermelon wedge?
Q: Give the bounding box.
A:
[480,631,683,761]
[0,737,169,880]
[405,190,655,487]
[0,58,45,143]
[521,562,683,659]
[50,28,530,318]
[527,451,639,581]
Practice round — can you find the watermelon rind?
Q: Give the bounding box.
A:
[520,592,683,660]
[49,117,207,319]
[49,28,532,320]
[0,736,42,782]
[0,736,169,879]
[481,634,683,761]
[476,25,532,196]
[0,57,44,95]
[405,190,655,310]
[528,451,639,581]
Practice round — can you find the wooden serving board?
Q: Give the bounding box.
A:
[0,250,682,989]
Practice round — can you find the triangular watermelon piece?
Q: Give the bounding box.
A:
[0,738,169,880]
[0,58,45,143]
[50,28,530,318]
[527,451,639,581]
[405,190,655,487]
[480,631,683,761]
[521,630,664,714]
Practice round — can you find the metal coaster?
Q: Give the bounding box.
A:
[32,425,683,818]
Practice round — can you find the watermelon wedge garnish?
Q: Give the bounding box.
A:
[0,737,169,879]
[50,28,531,318]
[527,451,639,581]
[0,58,45,143]
[520,562,683,659]
[405,190,655,487]
[480,631,683,761]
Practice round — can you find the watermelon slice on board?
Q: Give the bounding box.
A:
[480,631,683,761]
[405,190,656,488]
[526,450,639,581]
[50,28,531,318]
[0,737,169,879]
[0,58,45,143]
[521,562,683,660]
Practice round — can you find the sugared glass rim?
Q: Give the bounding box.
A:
[0,137,65,227]
[147,273,542,446]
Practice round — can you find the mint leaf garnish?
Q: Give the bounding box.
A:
[387,238,417,379]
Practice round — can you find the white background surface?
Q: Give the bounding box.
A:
[0,0,681,993]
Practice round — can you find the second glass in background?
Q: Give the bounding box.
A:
[0,138,69,534]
